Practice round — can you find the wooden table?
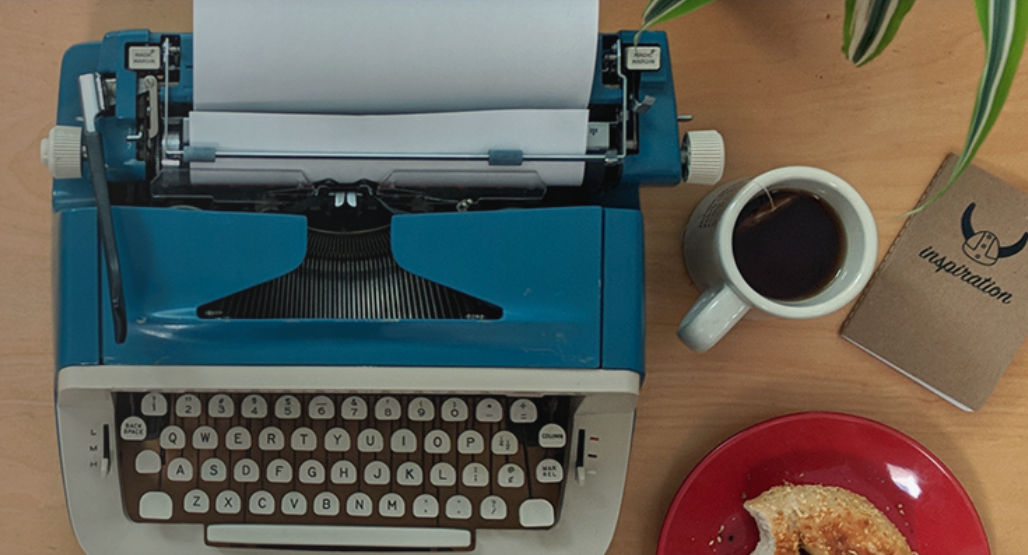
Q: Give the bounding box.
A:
[1,1,1025,553]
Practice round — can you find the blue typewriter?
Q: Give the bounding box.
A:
[42,3,723,554]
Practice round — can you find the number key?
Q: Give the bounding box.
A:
[342,396,368,420]
[275,395,300,419]
[140,393,167,417]
[308,395,335,420]
[408,397,435,421]
[175,394,201,418]
[241,395,268,419]
[441,398,469,422]
[375,397,401,421]
[209,394,234,418]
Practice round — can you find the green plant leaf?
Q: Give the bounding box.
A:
[914,0,1028,211]
[843,0,918,66]
[638,0,721,43]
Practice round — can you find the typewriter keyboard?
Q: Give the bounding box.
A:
[115,392,571,535]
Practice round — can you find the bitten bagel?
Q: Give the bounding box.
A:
[744,485,913,555]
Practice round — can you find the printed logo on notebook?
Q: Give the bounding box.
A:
[961,203,1028,266]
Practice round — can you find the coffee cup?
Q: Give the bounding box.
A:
[677,166,877,353]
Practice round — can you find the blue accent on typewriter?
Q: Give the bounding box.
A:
[51,30,694,375]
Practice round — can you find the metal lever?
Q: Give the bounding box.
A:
[79,73,127,344]
[631,95,656,115]
[142,75,160,140]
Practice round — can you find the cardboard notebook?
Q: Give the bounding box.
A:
[842,155,1028,411]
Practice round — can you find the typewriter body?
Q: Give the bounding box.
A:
[44,7,723,554]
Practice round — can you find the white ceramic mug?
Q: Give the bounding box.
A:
[678,166,877,353]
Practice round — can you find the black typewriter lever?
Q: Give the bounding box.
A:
[79,73,127,344]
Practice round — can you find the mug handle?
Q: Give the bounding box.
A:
[677,282,750,353]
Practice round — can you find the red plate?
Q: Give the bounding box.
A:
[657,412,989,555]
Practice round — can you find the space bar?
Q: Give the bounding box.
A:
[207,524,473,549]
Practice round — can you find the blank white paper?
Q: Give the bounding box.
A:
[193,0,600,114]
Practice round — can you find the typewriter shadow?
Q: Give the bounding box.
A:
[89,0,192,41]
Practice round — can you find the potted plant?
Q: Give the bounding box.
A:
[640,0,1027,208]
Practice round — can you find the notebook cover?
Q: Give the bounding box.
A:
[841,155,1028,411]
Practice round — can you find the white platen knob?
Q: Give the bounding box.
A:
[682,130,725,186]
[40,125,83,179]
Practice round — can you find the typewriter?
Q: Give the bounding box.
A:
[42,3,723,554]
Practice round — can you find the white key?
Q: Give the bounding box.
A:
[375,396,402,420]
[498,463,525,488]
[539,423,567,448]
[216,490,242,515]
[201,458,227,482]
[445,495,472,520]
[522,499,555,530]
[331,460,357,484]
[408,397,435,421]
[397,461,423,486]
[275,395,301,419]
[249,491,275,515]
[167,457,193,482]
[413,494,439,518]
[430,462,456,487]
[140,393,167,417]
[379,493,405,518]
[241,394,268,419]
[346,492,373,517]
[234,458,260,483]
[391,429,417,453]
[324,428,351,452]
[314,492,341,516]
[225,426,252,450]
[364,461,390,485]
[282,491,308,516]
[119,416,146,441]
[510,399,537,423]
[308,395,335,420]
[491,431,518,455]
[457,430,484,454]
[135,450,161,474]
[424,430,451,454]
[441,398,469,422]
[536,459,564,483]
[291,427,318,451]
[192,426,218,450]
[342,396,368,420]
[357,429,384,452]
[475,398,503,422]
[184,489,210,514]
[209,394,235,418]
[299,460,325,484]
[139,491,173,520]
[481,495,508,521]
[160,425,186,449]
[175,394,202,418]
[462,462,489,487]
[267,458,293,483]
[519,499,555,528]
[258,427,285,451]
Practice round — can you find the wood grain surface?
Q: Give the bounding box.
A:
[1,1,1025,554]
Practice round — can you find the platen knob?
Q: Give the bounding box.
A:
[40,125,83,179]
[681,130,725,186]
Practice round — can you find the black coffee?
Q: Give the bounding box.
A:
[731,189,844,301]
